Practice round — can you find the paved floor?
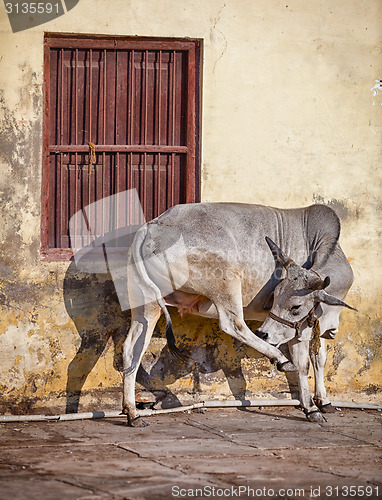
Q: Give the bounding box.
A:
[0,407,381,500]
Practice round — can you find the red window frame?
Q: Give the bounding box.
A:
[41,34,201,260]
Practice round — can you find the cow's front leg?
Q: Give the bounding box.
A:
[288,337,325,422]
[216,304,295,372]
[310,338,335,413]
[123,304,161,427]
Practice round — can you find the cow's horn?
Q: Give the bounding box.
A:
[311,276,331,291]
[315,290,358,311]
[265,237,295,268]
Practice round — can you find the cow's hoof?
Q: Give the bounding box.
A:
[320,403,335,414]
[276,360,297,372]
[314,399,335,413]
[305,410,326,423]
[127,416,149,428]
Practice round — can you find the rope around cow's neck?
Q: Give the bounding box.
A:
[268,306,321,356]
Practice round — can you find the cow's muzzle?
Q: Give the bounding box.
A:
[255,329,280,347]
[254,329,268,341]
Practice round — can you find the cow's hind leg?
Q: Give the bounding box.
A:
[122,303,161,427]
[288,338,325,422]
[311,338,335,413]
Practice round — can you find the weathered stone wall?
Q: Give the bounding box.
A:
[0,0,381,414]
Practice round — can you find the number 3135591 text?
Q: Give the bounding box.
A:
[5,3,61,14]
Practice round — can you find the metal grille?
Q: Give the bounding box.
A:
[41,36,200,260]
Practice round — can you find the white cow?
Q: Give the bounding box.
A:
[122,203,355,426]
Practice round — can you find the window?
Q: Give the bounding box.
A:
[41,34,201,260]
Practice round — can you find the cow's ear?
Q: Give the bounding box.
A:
[311,276,331,291]
[315,290,357,311]
[265,237,295,268]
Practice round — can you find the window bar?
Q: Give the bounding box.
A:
[59,152,63,248]
[89,49,93,144]
[171,153,175,206]
[81,205,92,248]
[60,49,64,145]
[53,156,58,248]
[103,49,106,145]
[102,49,106,144]
[74,152,78,249]
[155,52,161,217]
[93,154,97,239]
[116,152,120,229]
[172,50,176,146]
[79,157,84,242]
[143,152,146,216]
[157,152,161,217]
[75,49,78,145]
[127,50,131,145]
[155,51,161,145]
[88,158,92,246]
[102,50,106,238]
[109,152,113,200]
[127,152,130,226]
[129,152,133,226]
[144,50,148,145]
[88,49,93,245]
[130,50,134,145]
[125,150,129,227]
[185,47,196,203]
[103,155,108,236]
[102,151,105,236]
[114,49,118,146]
[158,51,162,145]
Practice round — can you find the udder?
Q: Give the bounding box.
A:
[164,291,211,318]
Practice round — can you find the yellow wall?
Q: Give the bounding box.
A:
[0,0,381,414]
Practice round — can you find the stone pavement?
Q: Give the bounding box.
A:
[0,407,381,500]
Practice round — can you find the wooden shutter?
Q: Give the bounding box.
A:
[41,35,200,260]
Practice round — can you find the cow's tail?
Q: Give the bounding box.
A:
[131,224,188,360]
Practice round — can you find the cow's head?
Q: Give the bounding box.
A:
[255,237,356,346]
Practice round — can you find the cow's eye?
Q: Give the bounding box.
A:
[290,305,301,315]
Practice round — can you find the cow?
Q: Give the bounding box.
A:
[122,203,355,427]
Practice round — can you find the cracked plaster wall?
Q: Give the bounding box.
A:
[0,0,381,414]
